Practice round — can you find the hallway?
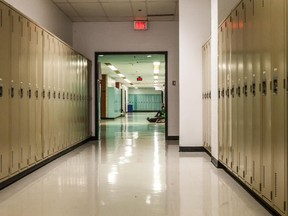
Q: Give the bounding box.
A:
[0,113,270,216]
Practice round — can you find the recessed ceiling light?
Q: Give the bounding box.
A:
[154,76,159,79]
[99,55,104,57]
[108,65,117,71]
[147,55,152,58]
[153,62,160,66]
[154,80,159,83]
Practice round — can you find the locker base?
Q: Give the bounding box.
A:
[0,137,91,190]
[219,160,282,216]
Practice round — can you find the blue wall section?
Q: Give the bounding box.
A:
[128,94,162,111]
[107,87,121,118]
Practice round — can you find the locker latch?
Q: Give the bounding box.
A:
[226,89,230,98]
[11,86,14,98]
[221,89,225,98]
[48,90,51,99]
[0,83,3,98]
[218,89,221,98]
[66,92,69,100]
[252,82,256,96]
[20,87,24,98]
[231,87,235,98]
[237,86,241,97]
[42,90,45,98]
[53,91,56,99]
[63,92,65,100]
[35,89,38,99]
[244,84,248,97]
[273,78,278,95]
[58,91,61,99]
[262,80,267,96]
[28,88,31,99]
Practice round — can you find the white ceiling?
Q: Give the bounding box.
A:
[51,0,179,22]
[98,54,165,88]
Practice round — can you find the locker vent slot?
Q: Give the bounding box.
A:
[274,173,277,197]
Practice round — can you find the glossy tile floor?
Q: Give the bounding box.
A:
[0,113,271,216]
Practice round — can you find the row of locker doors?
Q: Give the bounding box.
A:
[0,2,90,182]
[217,0,287,215]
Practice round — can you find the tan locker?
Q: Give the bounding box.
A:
[42,31,51,158]
[10,10,20,174]
[242,0,253,184]
[35,26,43,161]
[237,2,245,179]
[27,21,37,165]
[218,26,223,162]
[230,10,238,173]
[0,3,11,180]
[226,17,232,169]
[222,20,228,166]
[251,0,262,194]
[202,45,205,147]
[84,59,89,138]
[62,45,69,148]
[271,0,286,212]
[207,42,211,152]
[58,43,64,150]
[67,49,72,146]
[19,17,30,169]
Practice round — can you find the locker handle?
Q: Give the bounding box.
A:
[209,92,211,99]
[273,78,278,95]
[262,81,267,96]
[53,91,56,99]
[42,90,45,98]
[48,91,51,99]
[28,89,32,99]
[237,86,241,97]
[63,92,65,100]
[221,89,225,97]
[58,92,61,99]
[226,89,230,98]
[244,85,248,97]
[218,89,220,99]
[66,92,69,99]
[20,88,24,98]
[0,85,2,97]
[231,87,235,98]
[11,87,14,98]
[35,90,39,99]
[70,93,73,100]
[252,83,256,96]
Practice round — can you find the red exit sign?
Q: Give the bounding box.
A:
[137,76,143,81]
[134,21,148,30]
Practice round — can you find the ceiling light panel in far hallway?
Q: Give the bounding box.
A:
[98,54,165,88]
[51,0,179,22]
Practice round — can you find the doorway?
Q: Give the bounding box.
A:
[94,52,168,140]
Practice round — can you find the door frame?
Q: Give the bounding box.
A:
[94,51,168,140]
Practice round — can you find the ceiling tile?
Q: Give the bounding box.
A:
[108,16,134,22]
[100,0,130,2]
[56,3,79,17]
[102,2,133,17]
[131,2,147,17]
[70,16,85,22]
[68,0,99,2]
[83,16,110,22]
[71,3,106,16]
[52,0,68,2]
[147,0,178,1]
[147,2,177,15]
[148,15,174,21]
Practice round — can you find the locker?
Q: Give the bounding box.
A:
[10,10,20,174]
[242,0,253,184]
[35,25,43,161]
[202,45,206,148]
[28,21,37,165]
[0,2,11,179]
[270,0,286,212]
[251,0,262,194]
[230,10,238,174]
[19,17,30,169]
[218,26,223,162]
[260,0,273,197]
[237,2,245,179]
[226,17,232,169]
[42,31,51,158]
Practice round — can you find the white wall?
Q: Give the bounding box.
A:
[73,21,179,137]
[179,0,211,147]
[3,0,73,45]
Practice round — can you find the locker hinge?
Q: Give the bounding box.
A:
[259,183,262,192]
[270,191,273,200]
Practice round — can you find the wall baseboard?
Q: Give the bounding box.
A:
[0,137,91,190]
[167,136,179,140]
[179,146,205,152]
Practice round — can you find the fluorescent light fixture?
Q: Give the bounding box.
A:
[154,69,160,74]
[154,76,158,79]
[153,62,160,66]
[108,65,117,71]
[154,80,159,83]
[118,74,125,77]
[147,55,152,58]
[99,55,104,57]
[124,79,131,83]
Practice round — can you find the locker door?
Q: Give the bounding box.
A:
[202,46,205,147]
[10,10,20,174]
[226,17,232,169]
[251,0,262,193]
[243,0,253,184]
[35,26,43,161]
[28,22,37,165]
[231,10,238,173]
[218,26,223,162]
[19,17,30,169]
[237,2,245,179]
[260,0,273,202]
[42,31,50,158]
[271,0,286,212]
[0,3,11,179]
[223,20,228,166]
